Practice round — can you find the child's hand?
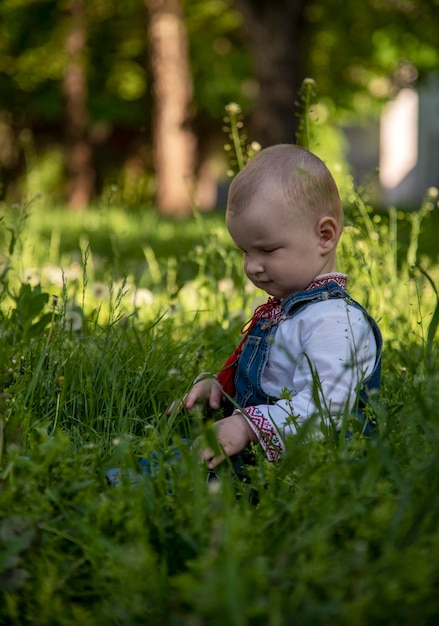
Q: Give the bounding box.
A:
[185,377,222,410]
[195,413,257,470]
[167,377,222,415]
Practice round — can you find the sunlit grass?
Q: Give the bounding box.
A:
[1,192,439,623]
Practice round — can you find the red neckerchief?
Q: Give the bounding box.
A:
[216,298,280,399]
[216,274,347,399]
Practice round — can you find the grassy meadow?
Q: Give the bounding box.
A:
[1,183,439,624]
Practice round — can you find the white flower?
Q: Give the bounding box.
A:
[64,308,83,332]
[207,478,222,494]
[426,187,438,200]
[90,282,110,300]
[131,288,154,308]
[167,368,180,377]
[218,278,234,294]
[42,264,65,288]
[64,262,82,282]
[225,102,242,115]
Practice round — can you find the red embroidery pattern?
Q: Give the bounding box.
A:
[306,273,347,291]
[244,406,284,461]
[243,274,348,330]
[241,298,282,328]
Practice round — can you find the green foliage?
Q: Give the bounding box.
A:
[295,78,318,149]
[1,168,439,623]
[185,0,253,118]
[1,205,56,346]
[306,0,439,118]
[8,283,53,343]
[223,101,262,176]
[1,391,439,623]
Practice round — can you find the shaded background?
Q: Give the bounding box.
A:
[0,0,438,215]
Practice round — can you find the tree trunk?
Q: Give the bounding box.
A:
[235,0,310,147]
[146,0,197,217]
[63,0,95,210]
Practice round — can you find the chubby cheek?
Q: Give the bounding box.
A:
[243,265,254,284]
[243,256,252,278]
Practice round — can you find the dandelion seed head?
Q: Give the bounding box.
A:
[90,282,110,300]
[65,262,82,282]
[131,288,154,308]
[64,309,83,332]
[207,479,222,494]
[42,264,64,287]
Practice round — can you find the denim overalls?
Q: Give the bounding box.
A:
[234,280,382,427]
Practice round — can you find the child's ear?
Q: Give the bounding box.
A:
[316,216,340,253]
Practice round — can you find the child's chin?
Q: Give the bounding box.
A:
[265,287,284,298]
[258,284,274,296]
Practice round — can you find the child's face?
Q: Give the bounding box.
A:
[226,187,338,299]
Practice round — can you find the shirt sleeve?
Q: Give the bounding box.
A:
[238,300,378,460]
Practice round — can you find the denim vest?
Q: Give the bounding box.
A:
[234,281,382,424]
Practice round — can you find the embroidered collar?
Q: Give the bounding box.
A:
[250,273,348,324]
[305,273,347,291]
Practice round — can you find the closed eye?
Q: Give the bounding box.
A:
[261,247,280,254]
[236,246,280,255]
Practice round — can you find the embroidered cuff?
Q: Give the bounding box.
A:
[241,406,284,461]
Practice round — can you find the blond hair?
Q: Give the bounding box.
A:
[227,144,343,226]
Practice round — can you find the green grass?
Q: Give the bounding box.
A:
[1,193,439,624]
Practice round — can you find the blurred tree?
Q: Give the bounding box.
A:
[0,0,151,206]
[146,0,196,217]
[63,0,95,210]
[0,0,62,200]
[233,0,309,146]
[183,0,252,209]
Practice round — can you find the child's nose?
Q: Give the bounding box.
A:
[245,254,263,275]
